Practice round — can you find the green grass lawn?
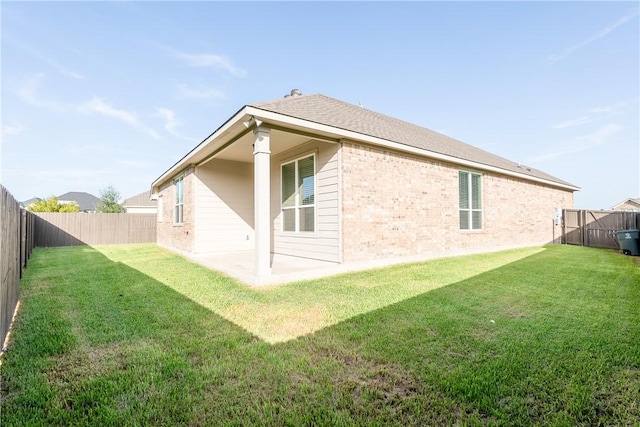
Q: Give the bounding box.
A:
[1,244,638,425]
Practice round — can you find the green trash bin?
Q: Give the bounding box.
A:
[615,229,640,256]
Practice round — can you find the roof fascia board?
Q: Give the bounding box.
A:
[151,106,251,190]
[348,137,581,191]
[612,199,640,209]
[196,117,340,168]
[248,108,580,192]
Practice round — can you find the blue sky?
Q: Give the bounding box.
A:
[1,1,638,209]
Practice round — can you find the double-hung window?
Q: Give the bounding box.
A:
[174,176,184,224]
[281,154,315,233]
[459,171,482,230]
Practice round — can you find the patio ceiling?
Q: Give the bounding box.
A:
[152,105,344,193]
[212,128,313,164]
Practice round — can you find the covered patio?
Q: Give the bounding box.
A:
[152,100,344,283]
[190,251,343,286]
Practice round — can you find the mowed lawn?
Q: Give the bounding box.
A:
[1,244,638,425]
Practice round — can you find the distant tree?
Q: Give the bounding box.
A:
[97,186,125,213]
[28,196,79,213]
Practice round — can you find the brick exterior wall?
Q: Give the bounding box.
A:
[156,166,195,252]
[341,142,574,263]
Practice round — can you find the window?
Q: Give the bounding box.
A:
[281,154,315,232]
[174,176,184,224]
[459,171,482,230]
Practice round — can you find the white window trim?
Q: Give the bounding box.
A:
[174,175,184,225]
[459,170,483,231]
[280,152,317,235]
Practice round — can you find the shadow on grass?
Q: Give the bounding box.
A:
[98,244,547,343]
[281,244,640,423]
[1,245,272,425]
[3,244,638,425]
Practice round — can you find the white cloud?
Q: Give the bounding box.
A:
[531,123,622,162]
[79,97,137,126]
[546,10,638,65]
[170,48,246,77]
[553,98,638,130]
[154,107,193,140]
[155,108,179,135]
[1,122,25,137]
[78,97,161,139]
[27,45,84,80]
[588,98,639,115]
[552,116,592,129]
[177,83,226,100]
[4,32,84,80]
[576,123,622,144]
[17,73,67,111]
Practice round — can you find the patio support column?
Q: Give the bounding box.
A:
[253,125,271,276]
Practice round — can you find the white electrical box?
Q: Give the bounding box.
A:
[553,208,562,225]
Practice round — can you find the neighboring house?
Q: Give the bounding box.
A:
[123,190,158,214]
[611,198,640,212]
[57,191,100,212]
[20,197,42,209]
[151,90,579,279]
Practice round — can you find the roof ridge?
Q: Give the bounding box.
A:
[248,92,576,188]
[249,92,321,107]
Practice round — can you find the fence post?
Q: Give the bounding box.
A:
[1,185,21,350]
[580,210,589,246]
[32,212,157,247]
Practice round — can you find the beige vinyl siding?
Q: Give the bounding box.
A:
[271,140,340,263]
[194,159,254,253]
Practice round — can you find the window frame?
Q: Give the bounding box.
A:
[459,170,483,231]
[174,175,184,224]
[280,152,317,234]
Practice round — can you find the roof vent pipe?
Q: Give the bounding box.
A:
[285,89,302,98]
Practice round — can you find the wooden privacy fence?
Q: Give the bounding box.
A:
[562,209,640,249]
[1,185,35,350]
[34,213,157,247]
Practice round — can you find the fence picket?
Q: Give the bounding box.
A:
[1,185,33,349]
[562,209,640,249]
[2,185,157,348]
[33,213,157,247]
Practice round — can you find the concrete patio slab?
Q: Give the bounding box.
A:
[191,251,344,286]
[179,242,541,287]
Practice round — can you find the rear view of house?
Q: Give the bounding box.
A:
[151,90,578,283]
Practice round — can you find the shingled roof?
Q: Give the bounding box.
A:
[123,190,156,208]
[57,191,100,212]
[250,93,576,188]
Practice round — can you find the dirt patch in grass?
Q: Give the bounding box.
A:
[46,345,122,386]
[46,340,157,387]
[595,367,640,420]
[304,344,473,423]
[505,311,527,318]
